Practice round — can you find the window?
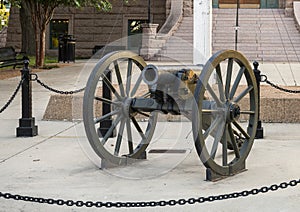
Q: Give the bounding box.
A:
[50,19,69,49]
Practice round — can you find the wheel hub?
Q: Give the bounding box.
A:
[121,97,136,118]
[226,103,241,122]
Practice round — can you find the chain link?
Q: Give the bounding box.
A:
[31,74,85,95]
[0,179,299,208]
[261,75,300,94]
[0,77,24,114]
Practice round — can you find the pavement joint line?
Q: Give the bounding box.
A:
[0,121,80,164]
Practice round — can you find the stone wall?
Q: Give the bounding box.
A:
[183,0,193,16]
[6,0,166,58]
[0,26,7,48]
[285,0,298,16]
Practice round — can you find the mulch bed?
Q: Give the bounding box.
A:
[0,63,71,80]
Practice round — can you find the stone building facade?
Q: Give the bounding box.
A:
[6,0,167,58]
[0,26,7,48]
[5,0,297,58]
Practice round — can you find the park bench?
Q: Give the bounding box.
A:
[0,46,25,69]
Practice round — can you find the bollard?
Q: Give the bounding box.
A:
[253,61,264,139]
[98,71,115,138]
[16,59,38,137]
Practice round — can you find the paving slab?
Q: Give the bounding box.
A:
[0,119,299,212]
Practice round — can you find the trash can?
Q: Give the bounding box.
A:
[58,34,76,63]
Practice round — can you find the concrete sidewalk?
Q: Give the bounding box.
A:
[0,60,299,211]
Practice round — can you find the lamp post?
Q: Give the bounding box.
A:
[148,0,152,23]
[235,0,240,51]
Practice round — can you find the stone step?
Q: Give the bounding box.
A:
[212,8,300,62]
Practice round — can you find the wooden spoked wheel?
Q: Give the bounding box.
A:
[83,51,157,165]
[192,50,258,176]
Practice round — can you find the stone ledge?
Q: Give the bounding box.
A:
[43,85,300,123]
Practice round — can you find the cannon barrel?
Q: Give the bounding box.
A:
[142,64,203,86]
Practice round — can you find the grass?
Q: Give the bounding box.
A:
[26,55,58,68]
[0,55,59,71]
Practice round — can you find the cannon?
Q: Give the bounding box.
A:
[83,50,258,180]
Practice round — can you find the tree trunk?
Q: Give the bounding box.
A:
[38,27,46,67]
[34,21,39,68]
[20,1,35,55]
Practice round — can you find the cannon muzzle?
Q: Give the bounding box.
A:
[142,64,202,87]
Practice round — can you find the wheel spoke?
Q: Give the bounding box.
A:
[202,109,221,114]
[228,123,241,158]
[222,123,228,166]
[225,58,233,99]
[130,73,143,97]
[136,111,150,117]
[240,110,255,115]
[216,64,225,102]
[101,115,122,145]
[95,96,120,106]
[203,116,223,140]
[114,119,125,155]
[126,59,133,96]
[210,120,225,159]
[94,110,119,124]
[102,73,122,100]
[232,120,250,139]
[114,61,125,97]
[140,91,151,98]
[233,86,253,103]
[206,84,222,107]
[126,119,134,154]
[229,66,245,100]
[131,117,146,140]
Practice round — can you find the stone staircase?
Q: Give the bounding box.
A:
[155,16,193,62]
[213,8,300,62]
[153,8,300,63]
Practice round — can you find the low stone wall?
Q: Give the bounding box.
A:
[43,85,300,123]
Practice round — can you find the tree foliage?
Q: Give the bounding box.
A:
[0,2,9,30]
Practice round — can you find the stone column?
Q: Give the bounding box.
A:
[285,0,294,17]
[193,0,212,65]
[140,23,159,60]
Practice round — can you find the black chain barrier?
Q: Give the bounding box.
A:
[261,75,300,94]
[0,179,299,208]
[31,73,85,95]
[0,76,24,114]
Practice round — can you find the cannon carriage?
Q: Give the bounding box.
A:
[83,50,258,180]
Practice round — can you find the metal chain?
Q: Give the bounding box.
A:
[261,75,300,94]
[0,179,299,208]
[0,77,24,114]
[31,74,85,95]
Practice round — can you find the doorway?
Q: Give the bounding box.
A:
[215,0,279,8]
[260,0,279,8]
[127,19,148,52]
[218,0,260,8]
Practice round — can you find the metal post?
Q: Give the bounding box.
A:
[98,71,115,138]
[253,61,264,139]
[235,0,240,51]
[148,0,152,23]
[16,59,38,137]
